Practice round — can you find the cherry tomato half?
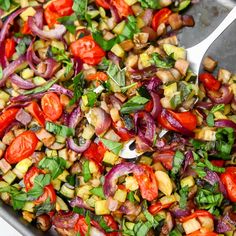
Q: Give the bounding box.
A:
[5,38,16,59]
[95,0,111,9]
[199,73,221,91]
[153,150,174,170]
[86,72,108,81]
[26,101,45,127]
[187,230,218,236]
[24,166,44,191]
[103,215,119,236]
[134,164,158,201]
[35,184,57,205]
[148,202,172,215]
[70,35,105,66]
[110,0,133,18]
[41,92,63,121]
[21,21,32,35]
[5,131,38,164]
[180,210,213,223]
[152,8,172,31]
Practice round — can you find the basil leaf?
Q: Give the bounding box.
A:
[99,217,113,232]
[171,150,185,176]
[69,72,85,105]
[90,187,105,199]
[34,198,55,216]
[0,0,11,11]
[72,0,88,19]
[39,157,67,179]
[179,186,189,209]
[120,96,149,114]
[23,78,59,95]
[107,62,126,87]
[120,16,139,39]
[83,91,97,107]
[127,192,135,203]
[150,53,175,69]
[137,86,151,99]
[82,160,91,182]
[92,31,117,51]
[170,94,182,109]
[137,0,161,9]
[216,127,234,155]
[16,36,31,56]
[206,113,215,127]
[100,138,123,155]
[58,14,77,34]
[205,159,225,173]
[178,0,191,11]
[46,121,75,138]
[211,104,225,113]
[66,175,76,186]
[169,228,182,236]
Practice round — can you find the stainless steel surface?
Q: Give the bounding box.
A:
[0,1,236,235]
[120,139,143,159]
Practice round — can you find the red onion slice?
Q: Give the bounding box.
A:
[10,74,36,90]
[52,212,79,229]
[28,16,66,40]
[208,85,233,104]
[103,162,143,197]
[161,109,195,137]
[67,138,91,153]
[214,119,236,130]
[150,92,162,119]
[0,55,27,87]
[10,93,45,103]
[49,84,74,98]
[70,196,94,211]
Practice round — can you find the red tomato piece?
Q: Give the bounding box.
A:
[153,150,174,170]
[26,101,46,127]
[134,164,158,201]
[148,202,172,215]
[5,38,16,59]
[187,230,218,236]
[95,0,111,9]
[70,35,105,66]
[83,142,106,164]
[5,131,38,164]
[103,215,119,236]
[21,21,32,35]
[180,210,214,223]
[110,0,133,18]
[0,108,19,136]
[44,0,73,27]
[152,8,172,31]
[113,122,134,142]
[24,166,44,191]
[86,72,108,81]
[144,100,153,112]
[199,73,221,91]
[221,167,236,202]
[41,92,63,121]
[35,184,56,205]
[210,160,225,167]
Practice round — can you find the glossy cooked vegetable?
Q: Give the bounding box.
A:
[0,0,235,236]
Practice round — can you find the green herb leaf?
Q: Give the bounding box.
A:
[205,159,225,173]
[83,91,97,107]
[66,175,76,186]
[82,160,91,182]
[27,174,51,200]
[100,138,123,155]
[120,16,139,39]
[23,78,59,95]
[34,197,55,216]
[69,72,85,105]
[58,14,77,34]
[150,53,175,69]
[97,57,110,70]
[0,66,3,80]
[169,228,182,236]
[72,0,88,19]
[206,113,215,127]
[99,217,113,232]
[107,62,126,87]
[0,0,11,11]
[177,0,191,11]
[179,186,189,209]
[46,121,75,138]
[39,157,67,179]
[127,192,135,203]
[90,187,105,199]
[216,127,234,155]
[92,31,117,51]
[171,150,185,176]
[120,96,149,114]
[85,211,91,236]
[16,36,31,56]
[170,94,182,109]
[211,104,225,113]
[137,0,161,9]
[137,86,151,99]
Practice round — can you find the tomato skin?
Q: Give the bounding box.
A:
[186,230,218,236]
[134,164,158,201]
[41,93,63,121]
[210,160,225,167]
[199,73,221,91]
[35,184,56,205]
[158,109,197,132]
[5,38,16,59]
[95,0,111,9]
[144,100,153,112]
[86,72,108,81]
[153,150,174,170]
[221,167,236,202]
[44,0,73,27]
[148,202,172,215]
[103,215,119,236]
[0,108,19,136]
[113,122,134,142]
[110,0,133,18]
[21,21,31,35]
[5,131,38,164]
[70,35,105,66]
[24,166,44,191]
[26,101,45,127]
[152,8,172,31]
[180,210,213,223]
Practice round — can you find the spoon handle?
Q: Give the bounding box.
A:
[187,6,236,74]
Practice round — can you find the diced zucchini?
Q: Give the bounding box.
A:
[155,171,173,196]
[14,158,32,174]
[182,218,201,234]
[56,135,66,144]
[22,202,35,213]
[111,44,125,58]
[20,7,36,21]
[114,189,127,202]
[95,200,110,215]
[99,7,106,18]
[103,151,119,165]
[0,90,10,103]
[21,68,34,79]
[126,222,135,230]
[139,53,151,68]
[159,195,176,205]
[0,159,11,174]
[45,149,58,157]
[87,10,100,19]
[51,40,65,50]
[82,125,95,140]
[76,185,92,200]
[139,156,152,165]
[108,78,121,93]
[60,184,75,199]
[124,0,138,5]
[113,21,126,35]
[57,170,69,182]
[181,176,195,188]
[0,181,9,188]
[12,168,24,179]
[195,128,216,141]
[163,44,187,60]
[58,148,68,160]
[86,195,99,208]
[52,179,62,191]
[198,216,214,232]
[214,111,227,120]
[164,82,177,97]
[32,76,46,86]
[125,176,139,191]
[2,170,16,184]
[89,161,99,174]
[136,17,145,29]
[56,196,69,211]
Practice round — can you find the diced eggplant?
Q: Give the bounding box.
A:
[35,128,56,147]
[175,59,190,76]
[168,13,183,30]
[158,35,178,46]
[0,159,11,174]
[202,56,217,72]
[218,68,232,84]
[182,15,195,27]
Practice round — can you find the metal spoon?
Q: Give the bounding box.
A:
[119,7,236,159]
